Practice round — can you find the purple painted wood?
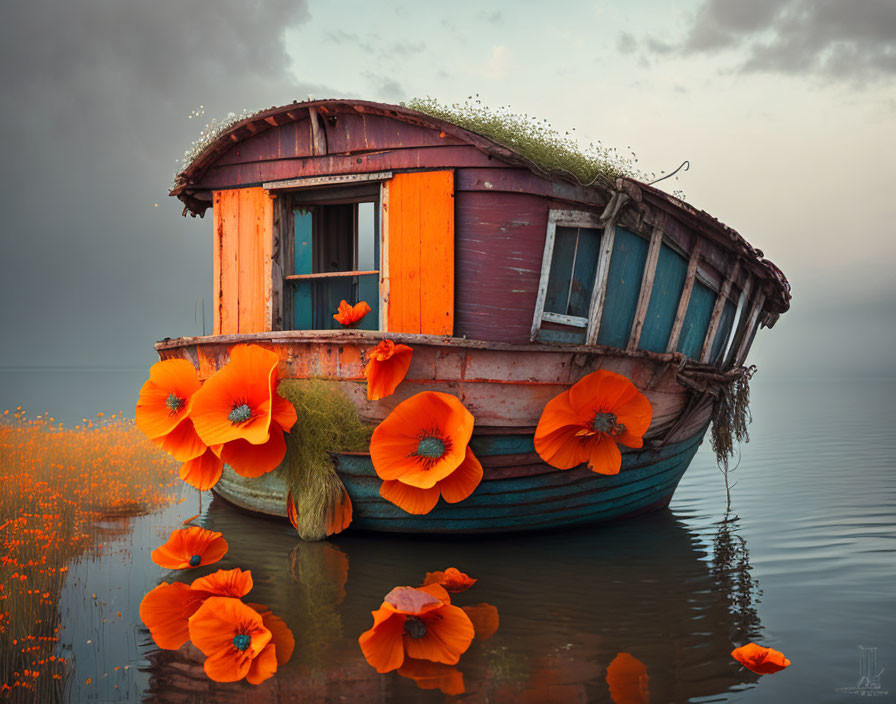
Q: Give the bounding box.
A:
[215,120,314,166]
[454,190,549,343]
[194,145,509,190]
[324,112,467,154]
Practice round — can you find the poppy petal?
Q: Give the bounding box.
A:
[218,423,286,478]
[189,597,272,682]
[152,417,207,462]
[614,393,653,446]
[247,604,295,667]
[179,447,224,491]
[405,604,475,665]
[359,609,406,673]
[437,449,483,504]
[606,652,650,704]
[190,568,253,598]
[380,480,441,515]
[731,643,791,674]
[587,435,622,475]
[325,485,353,536]
[568,369,640,415]
[270,391,298,433]
[534,425,590,469]
[136,359,201,439]
[423,567,477,593]
[397,658,465,695]
[245,643,278,685]
[365,343,413,400]
[461,603,499,641]
[139,582,205,650]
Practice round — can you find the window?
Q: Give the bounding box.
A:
[285,185,380,331]
[531,210,604,343]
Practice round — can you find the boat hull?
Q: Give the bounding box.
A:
[213,427,705,533]
[157,330,717,534]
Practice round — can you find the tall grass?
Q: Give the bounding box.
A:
[0,409,180,701]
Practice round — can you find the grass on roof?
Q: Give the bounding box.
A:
[403,96,649,189]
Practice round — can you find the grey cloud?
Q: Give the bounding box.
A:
[652,0,896,83]
[0,0,334,367]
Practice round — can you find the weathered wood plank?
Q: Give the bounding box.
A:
[308,107,327,156]
[218,190,240,334]
[639,243,689,353]
[700,260,740,363]
[627,225,664,352]
[584,217,617,344]
[212,191,223,334]
[595,227,649,348]
[666,244,701,352]
[734,291,766,365]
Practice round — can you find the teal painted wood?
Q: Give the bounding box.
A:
[569,227,601,318]
[639,244,689,353]
[544,226,578,315]
[676,280,716,359]
[292,210,313,329]
[710,298,737,363]
[597,227,649,349]
[356,274,380,331]
[334,429,705,533]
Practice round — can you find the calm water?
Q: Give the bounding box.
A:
[4,372,895,702]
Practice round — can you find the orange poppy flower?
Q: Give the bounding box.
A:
[333,299,372,327]
[606,652,649,704]
[461,603,499,642]
[136,359,206,462]
[371,392,482,514]
[140,568,253,650]
[423,567,477,593]
[191,345,297,477]
[731,643,791,674]
[188,597,275,684]
[179,447,224,491]
[150,526,228,569]
[397,658,465,696]
[364,340,413,400]
[358,583,475,673]
[534,369,652,475]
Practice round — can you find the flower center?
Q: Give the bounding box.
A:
[591,411,627,438]
[416,436,446,459]
[404,616,427,639]
[228,403,252,424]
[232,634,251,651]
[188,554,201,567]
[165,393,184,414]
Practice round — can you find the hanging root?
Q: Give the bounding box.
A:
[276,379,373,541]
[710,365,756,472]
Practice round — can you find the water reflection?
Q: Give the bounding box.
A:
[140,496,762,702]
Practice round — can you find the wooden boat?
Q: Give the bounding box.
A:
[159,99,790,534]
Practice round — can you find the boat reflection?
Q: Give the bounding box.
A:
[142,497,762,702]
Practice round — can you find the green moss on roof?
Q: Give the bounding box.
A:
[403,96,647,189]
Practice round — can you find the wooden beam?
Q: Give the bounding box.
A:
[626,225,664,353]
[263,172,392,191]
[585,217,618,345]
[308,107,327,156]
[530,212,559,341]
[734,292,766,366]
[699,259,741,363]
[722,277,752,365]
[269,194,284,331]
[666,244,701,353]
[285,270,379,281]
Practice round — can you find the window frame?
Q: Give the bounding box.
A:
[531,209,608,343]
[270,174,390,332]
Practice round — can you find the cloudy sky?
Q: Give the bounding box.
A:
[1,0,894,379]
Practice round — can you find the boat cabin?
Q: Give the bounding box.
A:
[171,99,790,370]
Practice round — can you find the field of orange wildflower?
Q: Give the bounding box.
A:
[0,409,181,700]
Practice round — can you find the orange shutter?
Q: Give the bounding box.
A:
[382,171,454,335]
[212,188,273,334]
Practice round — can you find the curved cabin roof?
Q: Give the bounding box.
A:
[171,98,790,314]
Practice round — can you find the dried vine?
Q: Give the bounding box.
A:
[710,365,756,512]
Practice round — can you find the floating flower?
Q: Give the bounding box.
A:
[140,568,253,649]
[247,603,295,668]
[136,359,206,462]
[534,369,652,475]
[731,643,791,674]
[188,597,276,684]
[179,447,224,491]
[606,652,649,704]
[397,658,465,695]
[358,584,475,673]
[370,392,482,515]
[191,345,297,478]
[364,340,413,400]
[423,568,476,593]
[150,526,228,569]
[461,603,499,642]
[333,299,372,327]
